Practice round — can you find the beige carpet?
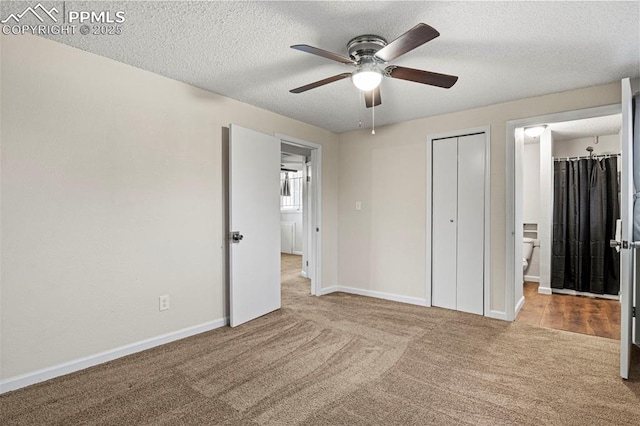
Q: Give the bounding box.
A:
[2,253,640,425]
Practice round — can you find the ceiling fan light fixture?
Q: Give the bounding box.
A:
[351,58,383,91]
[352,70,383,91]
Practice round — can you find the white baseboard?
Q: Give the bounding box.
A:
[320,285,427,307]
[0,317,228,394]
[524,275,540,283]
[515,296,526,317]
[537,286,552,295]
[292,250,303,256]
[318,285,338,295]
[322,286,510,320]
[486,310,508,321]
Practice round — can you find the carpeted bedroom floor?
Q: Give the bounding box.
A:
[2,253,640,425]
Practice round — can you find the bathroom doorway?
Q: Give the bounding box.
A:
[507,104,623,339]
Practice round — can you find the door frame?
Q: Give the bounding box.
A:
[505,104,621,321]
[276,133,323,296]
[425,125,492,317]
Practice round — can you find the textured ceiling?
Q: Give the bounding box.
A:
[5,1,639,133]
[550,114,622,141]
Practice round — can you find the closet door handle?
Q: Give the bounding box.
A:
[449,219,454,223]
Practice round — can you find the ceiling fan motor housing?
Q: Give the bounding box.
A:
[347,35,387,63]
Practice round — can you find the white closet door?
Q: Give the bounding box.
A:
[456,134,485,315]
[432,137,458,310]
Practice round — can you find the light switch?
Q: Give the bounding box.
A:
[355,201,362,211]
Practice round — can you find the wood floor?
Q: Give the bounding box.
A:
[516,282,620,340]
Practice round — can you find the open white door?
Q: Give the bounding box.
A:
[229,124,281,327]
[619,78,638,379]
[634,90,640,349]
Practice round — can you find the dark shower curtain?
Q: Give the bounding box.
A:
[551,157,620,295]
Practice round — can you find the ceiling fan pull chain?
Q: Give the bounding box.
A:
[371,91,376,135]
[358,89,363,128]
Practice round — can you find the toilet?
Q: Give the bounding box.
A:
[523,237,535,271]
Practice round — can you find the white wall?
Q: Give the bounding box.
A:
[553,134,621,157]
[337,82,621,315]
[523,142,541,225]
[0,34,339,381]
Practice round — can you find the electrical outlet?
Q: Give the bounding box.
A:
[159,295,170,311]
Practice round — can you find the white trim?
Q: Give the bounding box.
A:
[319,285,338,296]
[515,296,526,316]
[0,318,228,394]
[292,250,303,256]
[275,133,322,150]
[426,126,492,317]
[537,286,552,295]
[277,134,322,296]
[524,275,540,283]
[321,285,428,307]
[425,131,433,307]
[552,288,620,300]
[301,270,308,278]
[486,310,508,321]
[483,127,492,318]
[505,104,621,321]
[314,148,323,296]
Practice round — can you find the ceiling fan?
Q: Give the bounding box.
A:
[289,23,459,108]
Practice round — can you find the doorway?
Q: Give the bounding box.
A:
[279,134,322,297]
[506,104,623,326]
[513,113,623,339]
[225,126,323,328]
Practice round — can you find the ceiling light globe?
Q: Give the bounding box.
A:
[352,70,383,92]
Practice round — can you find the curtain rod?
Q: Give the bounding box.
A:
[553,153,619,162]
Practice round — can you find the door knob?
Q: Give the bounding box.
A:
[230,231,244,244]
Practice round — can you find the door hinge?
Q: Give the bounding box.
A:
[316,227,319,232]
[633,307,636,318]
[306,261,309,266]
[307,176,311,182]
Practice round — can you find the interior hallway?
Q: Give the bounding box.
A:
[516,282,620,340]
[281,253,310,299]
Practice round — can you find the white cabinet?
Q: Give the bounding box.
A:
[431,133,486,315]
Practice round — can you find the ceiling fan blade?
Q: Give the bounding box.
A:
[386,66,458,88]
[291,44,356,65]
[290,73,352,94]
[374,23,440,62]
[364,87,382,108]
